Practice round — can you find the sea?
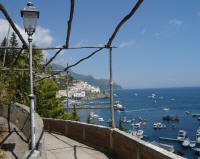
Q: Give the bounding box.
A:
[65,87,200,159]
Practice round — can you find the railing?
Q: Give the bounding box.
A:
[43,118,184,159]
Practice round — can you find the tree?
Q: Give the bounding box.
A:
[68,105,80,121]
[86,115,96,124]
[118,116,127,131]
[0,35,67,120]
[35,79,66,119]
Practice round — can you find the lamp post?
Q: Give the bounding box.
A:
[21,2,39,150]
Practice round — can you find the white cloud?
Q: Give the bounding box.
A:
[197,12,200,17]
[0,18,53,47]
[169,19,183,25]
[119,41,134,48]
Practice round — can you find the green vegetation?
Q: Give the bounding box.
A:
[86,115,97,124]
[67,105,80,121]
[118,116,127,131]
[0,33,66,120]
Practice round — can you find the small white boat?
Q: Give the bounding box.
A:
[93,114,99,118]
[162,108,170,111]
[114,103,125,111]
[177,130,187,141]
[182,138,190,147]
[189,141,196,148]
[136,130,144,139]
[113,93,118,97]
[185,111,190,115]
[151,141,174,153]
[126,120,132,123]
[196,127,200,144]
[129,130,144,139]
[90,112,94,118]
[148,93,156,99]
[98,117,104,122]
[134,122,141,129]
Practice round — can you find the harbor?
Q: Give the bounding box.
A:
[73,87,200,159]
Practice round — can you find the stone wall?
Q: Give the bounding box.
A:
[1,103,46,159]
[43,118,184,159]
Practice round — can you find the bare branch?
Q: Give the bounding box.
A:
[65,0,75,48]
[35,48,103,82]
[64,48,103,71]
[0,3,28,48]
[34,73,59,83]
[44,49,62,67]
[0,46,116,50]
[106,0,143,47]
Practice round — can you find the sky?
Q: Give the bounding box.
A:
[1,0,200,89]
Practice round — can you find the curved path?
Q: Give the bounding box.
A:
[45,132,113,159]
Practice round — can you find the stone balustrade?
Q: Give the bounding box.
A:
[43,118,184,159]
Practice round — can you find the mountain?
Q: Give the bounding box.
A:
[50,64,123,91]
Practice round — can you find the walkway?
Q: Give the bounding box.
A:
[0,117,29,159]
[45,132,113,159]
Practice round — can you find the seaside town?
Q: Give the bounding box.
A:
[1,1,200,159]
[56,80,101,99]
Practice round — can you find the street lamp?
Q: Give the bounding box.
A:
[21,2,39,150]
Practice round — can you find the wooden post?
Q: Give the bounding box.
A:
[109,48,115,128]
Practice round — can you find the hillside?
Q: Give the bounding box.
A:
[50,64,123,91]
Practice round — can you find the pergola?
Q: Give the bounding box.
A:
[0,0,143,128]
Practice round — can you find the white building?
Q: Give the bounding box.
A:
[56,90,67,98]
[73,91,85,98]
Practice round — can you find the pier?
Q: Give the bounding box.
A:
[80,101,121,105]
[159,137,179,142]
[64,105,110,109]
[159,137,195,142]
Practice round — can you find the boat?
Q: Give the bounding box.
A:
[162,108,170,111]
[114,103,125,111]
[196,127,200,144]
[126,120,132,123]
[153,122,166,129]
[148,93,156,99]
[185,111,190,115]
[177,130,187,141]
[113,93,118,97]
[98,117,104,122]
[129,130,144,139]
[198,117,200,120]
[182,138,190,147]
[189,141,196,148]
[134,122,141,129]
[151,141,174,153]
[93,114,99,118]
[136,130,144,139]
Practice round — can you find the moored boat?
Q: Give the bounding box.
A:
[182,138,190,147]
[177,130,187,141]
[196,127,200,144]
[114,103,125,111]
[189,141,196,148]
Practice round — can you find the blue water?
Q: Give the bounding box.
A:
[65,87,200,159]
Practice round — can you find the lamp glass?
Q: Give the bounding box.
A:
[22,11,38,34]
